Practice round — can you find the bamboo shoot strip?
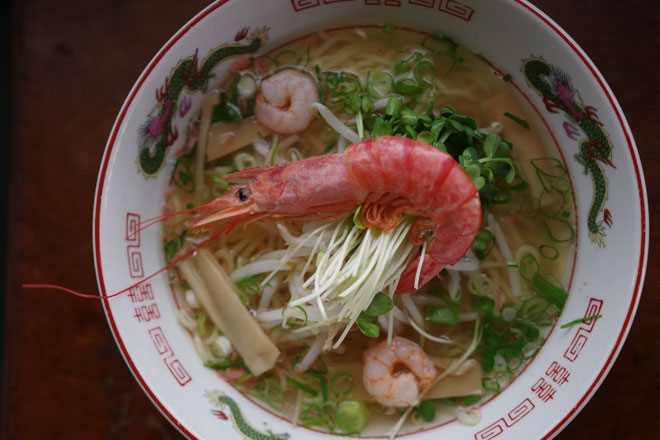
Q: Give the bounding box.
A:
[424,359,484,399]
[185,248,280,375]
[196,93,220,203]
[206,116,272,162]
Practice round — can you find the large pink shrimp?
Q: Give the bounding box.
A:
[363,337,437,407]
[188,136,481,293]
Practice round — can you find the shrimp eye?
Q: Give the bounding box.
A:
[237,187,249,202]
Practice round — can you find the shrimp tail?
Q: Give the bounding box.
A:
[395,196,481,293]
[344,137,482,294]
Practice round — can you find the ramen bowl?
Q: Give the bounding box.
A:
[95,1,647,439]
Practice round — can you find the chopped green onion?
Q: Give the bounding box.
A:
[367,72,393,99]
[203,358,235,370]
[519,254,540,281]
[473,228,495,259]
[286,378,318,396]
[334,400,369,433]
[467,273,495,296]
[413,60,435,85]
[502,73,511,82]
[463,394,481,406]
[543,217,575,243]
[306,369,328,401]
[539,245,559,260]
[503,112,530,130]
[325,71,339,90]
[525,325,540,341]
[300,403,334,430]
[518,297,551,322]
[282,305,308,328]
[330,373,354,398]
[394,76,424,94]
[560,314,602,329]
[235,372,254,385]
[471,294,495,314]
[482,377,501,392]
[532,273,568,309]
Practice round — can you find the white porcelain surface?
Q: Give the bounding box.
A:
[95,1,647,439]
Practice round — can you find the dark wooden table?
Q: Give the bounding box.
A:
[4,0,658,438]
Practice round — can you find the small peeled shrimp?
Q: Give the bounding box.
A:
[254,69,319,134]
[363,337,437,407]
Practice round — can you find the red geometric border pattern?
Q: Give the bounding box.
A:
[290,0,474,21]
[564,298,603,362]
[149,327,192,387]
[126,213,144,278]
[474,399,536,440]
[439,0,474,21]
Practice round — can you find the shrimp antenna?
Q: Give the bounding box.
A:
[135,202,214,234]
[22,226,227,299]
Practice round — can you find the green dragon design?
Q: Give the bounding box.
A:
[522,57,614,247]
[207,391,290,440]
[137,28,269,176]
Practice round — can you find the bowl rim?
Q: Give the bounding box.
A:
[94,1,649,439]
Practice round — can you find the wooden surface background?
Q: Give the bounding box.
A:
[4,0,659,438]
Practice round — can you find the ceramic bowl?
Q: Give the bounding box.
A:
[95,1,648,438]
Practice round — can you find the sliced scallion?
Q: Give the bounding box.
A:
[503,112,530,130]
[560,314,602,329]
[286,378,318,396]
[330,372,354,398]
[532,273,568,309]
